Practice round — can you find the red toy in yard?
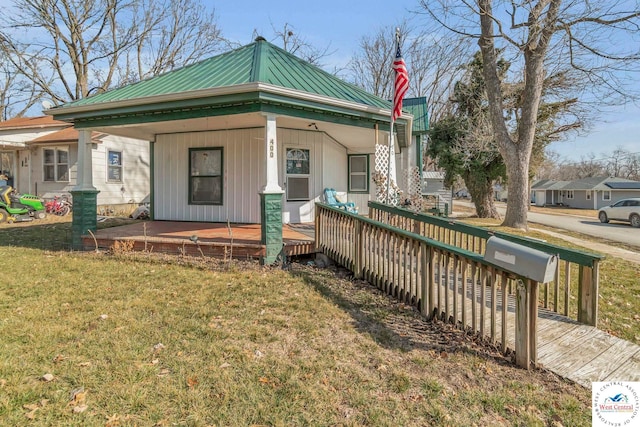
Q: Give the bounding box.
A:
[45,195,72,216]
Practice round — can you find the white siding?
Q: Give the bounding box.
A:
[0,127,67,144]
[347,155,375,216]
[92,135,150,205]
[31,144,78,197]
[154,128,264,223]
[321,134,348,192]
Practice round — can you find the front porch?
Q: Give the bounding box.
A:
[83,221,315,259]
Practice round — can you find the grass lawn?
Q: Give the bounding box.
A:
[0,220,593,425]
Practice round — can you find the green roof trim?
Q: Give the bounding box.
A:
[403,97,429,134]
[62,38,392,111]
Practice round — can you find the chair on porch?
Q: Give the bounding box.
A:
[323,188,358,213]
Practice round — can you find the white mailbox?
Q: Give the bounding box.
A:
[484,236,558,283]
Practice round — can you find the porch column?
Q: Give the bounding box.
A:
[70,129,99,250]
[259,114,284,265]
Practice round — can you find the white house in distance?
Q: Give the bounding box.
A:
[0,116,149,210]
[46,37,422,262]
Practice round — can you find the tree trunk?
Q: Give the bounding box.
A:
[464,172,500,219]
[502,146,531,229]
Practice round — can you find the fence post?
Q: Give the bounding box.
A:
[578,262,599,327]
[315,204,321,252]
[515,278,530,369]
[515,277,539,369]
[353,220,363,279]
[528,279,539,366]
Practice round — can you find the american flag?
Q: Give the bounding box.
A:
[392,44,409,121]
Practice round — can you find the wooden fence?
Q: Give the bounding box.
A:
[316,203,546,369]
[368,201,604,327]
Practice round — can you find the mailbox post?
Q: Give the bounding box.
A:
[484,237,558,369]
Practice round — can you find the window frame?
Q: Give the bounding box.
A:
[602,190,611,201]
[567,190,574,200]
[188,147,223,206]
[348,154,369,193]
[107,150,123,183]
[42,146,70,182]
[586,190,591,200]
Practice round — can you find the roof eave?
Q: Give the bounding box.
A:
[46,82,413,145]
[0,141,27,148]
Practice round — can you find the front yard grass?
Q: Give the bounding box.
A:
[0,225,593,425]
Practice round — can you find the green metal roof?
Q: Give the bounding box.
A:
[65,38,392,110]
[402,97,429,134]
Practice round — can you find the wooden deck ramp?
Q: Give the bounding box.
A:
[316,203,640,388]
[448,278,640,387]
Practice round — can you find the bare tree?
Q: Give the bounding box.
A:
[265,23,334,66]
[603,148,640,180]
[349,25,401,99]
[419,1,640,229]
[0,0,223,109]
[0,52,42,120]
[349,23,473,122]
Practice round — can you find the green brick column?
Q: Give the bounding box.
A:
[260,192,284,265]
[70,189,99,250]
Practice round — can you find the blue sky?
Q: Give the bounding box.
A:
[1,0,637,161]
[211,1,639,162]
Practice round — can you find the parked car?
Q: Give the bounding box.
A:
[598,198,640,228]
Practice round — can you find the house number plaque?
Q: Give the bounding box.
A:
[269,139,274,158]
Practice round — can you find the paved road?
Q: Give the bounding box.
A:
[455,201,640,248]
[526,211,640,247]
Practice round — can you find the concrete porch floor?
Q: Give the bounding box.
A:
[83,221,316,259]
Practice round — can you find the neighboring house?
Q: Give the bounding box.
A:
[531,179,571,206]
[531,177,640,209]
[46,37,422,262]
[493,183,508,202]
[421,171,446,195]
[0,116,149,208]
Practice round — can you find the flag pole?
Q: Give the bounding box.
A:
[386,28,401,205]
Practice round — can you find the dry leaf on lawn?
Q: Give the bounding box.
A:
[186,376,199,388]
[72,404,88,413]
[69,387,87,406]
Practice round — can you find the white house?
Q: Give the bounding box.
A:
[0,116,149,209]
[46,37,422,262]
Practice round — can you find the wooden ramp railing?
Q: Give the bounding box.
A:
[368,201,604,327]
[316,203,547,369]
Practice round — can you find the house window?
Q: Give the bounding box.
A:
[348,154,369,193]
[567,190,574,199]
[286,148,310,201]
[189,147,223,205]
[107,150,123,182]
[586,191,591,200]
[603,191,611,201]
[43,147,69,182]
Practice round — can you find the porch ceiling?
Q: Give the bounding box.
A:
[88,112,393,152]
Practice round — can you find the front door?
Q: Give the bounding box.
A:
[0,152,16,188]
[284,147,312,223]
